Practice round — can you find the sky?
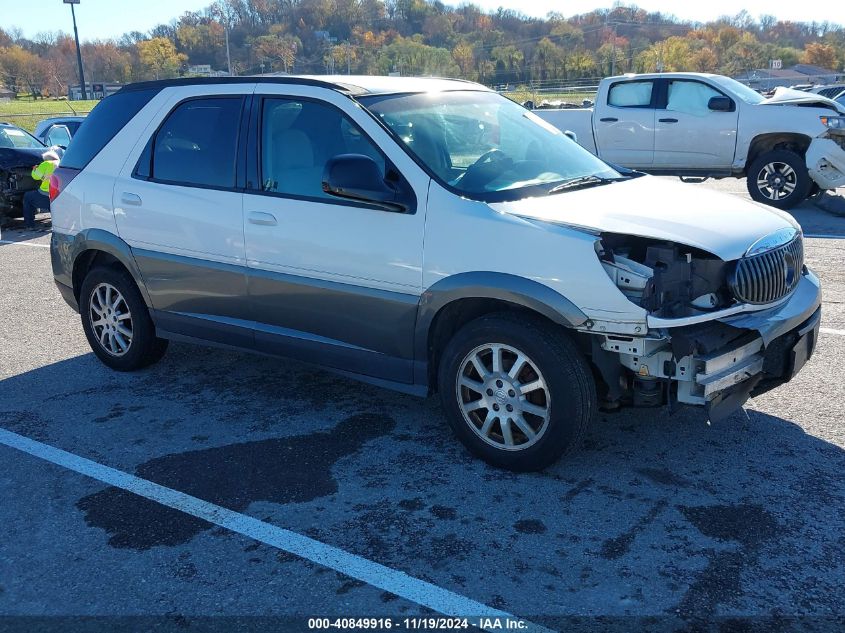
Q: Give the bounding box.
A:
[2,0,838,41]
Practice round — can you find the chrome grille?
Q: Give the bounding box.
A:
[731,235,803,305]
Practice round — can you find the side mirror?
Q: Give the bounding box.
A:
[322,154,409,212]
[708,96,734,112]
[563,129,578,143]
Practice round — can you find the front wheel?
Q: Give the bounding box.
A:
[437,313,596,472]
[80,266,168,371]
[746,149,811,210]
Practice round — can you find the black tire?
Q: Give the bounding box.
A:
[437,312,596,472]
[746,149,811,210]
[79,266,168,371]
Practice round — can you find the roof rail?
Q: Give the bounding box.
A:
[117,75,358,95]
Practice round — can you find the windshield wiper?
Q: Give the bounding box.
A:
[547,175,620,195]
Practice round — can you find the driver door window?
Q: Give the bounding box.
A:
[260,98,385,200]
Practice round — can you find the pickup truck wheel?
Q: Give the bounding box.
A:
[747,150,811,210]
[437,313,596,472]
[80,267,168,371]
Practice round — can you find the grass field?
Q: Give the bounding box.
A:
[0,100,98,132]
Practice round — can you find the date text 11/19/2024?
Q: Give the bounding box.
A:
[307,617,529,629]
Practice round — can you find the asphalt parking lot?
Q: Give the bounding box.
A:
[1,180,844,631]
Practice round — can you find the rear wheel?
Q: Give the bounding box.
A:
[437,313,595,472]
[80,266,168,371]
[747,149,811,209]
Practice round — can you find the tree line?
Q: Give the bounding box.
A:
[2,0,845,98]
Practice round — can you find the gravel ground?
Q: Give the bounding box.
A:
[1,181,844,632]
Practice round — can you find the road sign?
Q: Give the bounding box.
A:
[63,0,81,4]
[771,59,782,70]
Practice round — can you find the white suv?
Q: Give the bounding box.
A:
[50,76,822,471]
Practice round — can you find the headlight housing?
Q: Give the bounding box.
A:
[820,115,845,129]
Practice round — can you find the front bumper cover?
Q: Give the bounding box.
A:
[600,269,822,420]
[806,132,845,190]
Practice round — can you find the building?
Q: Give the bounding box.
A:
[69,82,122,101]
[0,87,14,102]
[735,64,845,91]
[186,64,229,77]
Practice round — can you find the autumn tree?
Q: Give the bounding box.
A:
[137,37,187,79]
[0,45,47,96]
[803,42,838,68]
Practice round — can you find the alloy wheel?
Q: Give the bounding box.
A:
[455,343,551,451]
[756,161,797,201]
[89,282,133,357]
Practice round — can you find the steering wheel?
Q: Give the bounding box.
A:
[460,148,513,190]
[471,148,509,168]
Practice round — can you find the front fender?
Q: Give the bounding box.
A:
[413,271,588,384]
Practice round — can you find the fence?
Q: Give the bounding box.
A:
[497,80,600,108]
[0,111,92,134]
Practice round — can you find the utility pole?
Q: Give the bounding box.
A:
[212,2,233,76]
[64,0,87,100]
[224,23,232,76]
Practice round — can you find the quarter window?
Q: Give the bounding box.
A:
[608,81,654,107]
[260,98,385,199]
[147,97,242,188]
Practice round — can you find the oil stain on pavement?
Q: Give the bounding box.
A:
[676,503,779,614]
[76,413,394,550]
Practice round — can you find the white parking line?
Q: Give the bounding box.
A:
[820,327,845,336]
[0,427,555,633]
[0,239,50,249]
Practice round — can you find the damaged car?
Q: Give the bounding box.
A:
[50,77,821,471]
[0,121,50,224]
[535,72,845,209]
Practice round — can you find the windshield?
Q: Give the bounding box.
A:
[359,90,620,201]
[0,126,44,150]
[711,76,765,104]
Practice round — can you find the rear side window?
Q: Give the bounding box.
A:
[146,97,243,188]
[608,81,653,107]
[60,88,159,170]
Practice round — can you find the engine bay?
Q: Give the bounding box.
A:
[596,233,732,317]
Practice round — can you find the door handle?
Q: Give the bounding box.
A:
[659,118,679,123]
[121,192,142,206]
[599,117,618,122]
[248,211,277,226]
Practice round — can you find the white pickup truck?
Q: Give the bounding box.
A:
[535,72,845,209]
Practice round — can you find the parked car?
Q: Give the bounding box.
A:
[50,76,821,471]
[0,121,49,222]
[809,84,845,99]
[534,72,845,209]
[33,116,85,147]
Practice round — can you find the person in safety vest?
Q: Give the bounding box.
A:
[22,150,59,229]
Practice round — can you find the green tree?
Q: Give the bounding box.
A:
[137,37,187,79]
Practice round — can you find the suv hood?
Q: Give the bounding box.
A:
[760,87,845,114]
[490,176,799,261]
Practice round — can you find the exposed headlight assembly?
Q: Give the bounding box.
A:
[820,115,845,129]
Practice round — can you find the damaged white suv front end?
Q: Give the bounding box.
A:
[595,226,820,420]
[499,175,822,422]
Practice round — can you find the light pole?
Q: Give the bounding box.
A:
[64,0,87,100]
